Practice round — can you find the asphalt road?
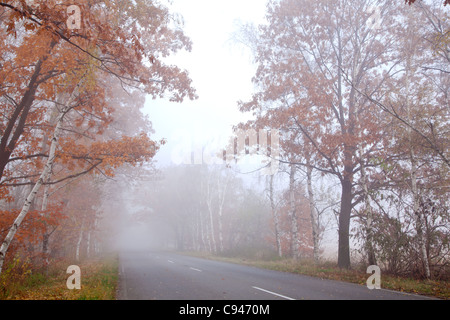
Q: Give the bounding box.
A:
[117,250,434,300]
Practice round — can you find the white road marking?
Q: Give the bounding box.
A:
[252,286,295,300]
[168,260,175,264]
[190,267,202,272]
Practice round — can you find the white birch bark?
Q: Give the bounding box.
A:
[0,90,76,275]
[306,165,320,263]
[41,183,51,269]
[408,104,431,279]
[268,174,282,258]
[86,230,91,258]
[288,164,300,260]
[406,77,431,279]
[358,143,377,266]
[403,24,431,278]
[199,208,207,252]
[76,221,84,262]
[198,179,209,252]
[93,217,99,255]
[205,172,217,253]
[216,171,229,253]
[40,103,60,269]
[204,213,212,253]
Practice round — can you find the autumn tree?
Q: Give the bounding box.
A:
[0,0,196,274]
[0,0,195,183]
[359,1,450,170]
[237,0,416,269]
[346,0,449,278]
[236,0,449,273]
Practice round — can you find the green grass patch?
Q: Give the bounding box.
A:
[0,254,119,300]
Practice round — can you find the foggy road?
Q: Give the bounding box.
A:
[117,251,434,300]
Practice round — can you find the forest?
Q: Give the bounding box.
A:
[0,0,448,297]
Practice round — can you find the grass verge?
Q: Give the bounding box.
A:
[0,254,119,300]
[181,251,449,300]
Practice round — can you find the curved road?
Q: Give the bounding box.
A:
[117,250,434,300]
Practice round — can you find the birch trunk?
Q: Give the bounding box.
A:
[206,172,217,253]
[41,183,51,271]
[217,210,224,253]
[408,103,431,279]
[403,27,431,278]
[40,130,55,270]
[199,179,210,252]
[268,175,282,257]
[205,215,212,253]
[76,221,84,262]
[306,165,320,263]
[86,230,91,259]
[199,209,207,252]
[288,164,300,260]
[206,200,217,253]
[194,213,200,251]
[406,82,431,279]
[40,103,60,271]
[0,92,74,275]
[94,217,99,255]
[216,172,229,253]
[359,144,377,266]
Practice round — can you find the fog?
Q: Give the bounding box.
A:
[2,0,447,299]
[114,222,174,252]
[102,157,341,265]
[107,0,343,260]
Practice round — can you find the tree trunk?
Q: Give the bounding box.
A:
[93,217,99,255]
[0,40,57,180]
[86,231,91,259]
[403,30,431,278]
[40,101,61,270]
[206,173,217,253]
[0,83,79,275]
[306,165,320,263]
[41,183,51,272]
[42,233,50,275]
[407,91,431,279]
[363,190,377,266]
[199,209,207,252]
[338,168,353,269]
[0,91,74,274]
[409,128,431,278]
[0,59,43,180]
[358,132,377,266]
[207,201,217,253]
[269,175,282,258]
[76,221,84,262]
[217,176,227,253]
[288,164,300,260]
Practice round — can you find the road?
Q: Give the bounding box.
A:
[117,250,434,300]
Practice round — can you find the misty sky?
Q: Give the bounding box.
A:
[143,0,268,168]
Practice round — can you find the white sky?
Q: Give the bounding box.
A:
[143,0,268,167]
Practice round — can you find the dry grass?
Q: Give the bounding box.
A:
[0,254,119,300]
